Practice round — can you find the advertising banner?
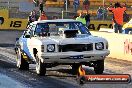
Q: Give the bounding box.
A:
[0,9,28,30]
[0,9,126,31]
[88,21,112,31]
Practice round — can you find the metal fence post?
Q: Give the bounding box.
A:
[8,1,9,9]
[62,11,64,19]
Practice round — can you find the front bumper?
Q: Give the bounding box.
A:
[39,50,110,63]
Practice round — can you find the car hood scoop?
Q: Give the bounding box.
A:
[36,35,106,45]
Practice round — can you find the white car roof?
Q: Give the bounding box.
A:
[32,19,79,24]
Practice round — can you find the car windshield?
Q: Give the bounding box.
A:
[35,22,91,36]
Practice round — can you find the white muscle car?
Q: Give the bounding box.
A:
[15,19,110,76]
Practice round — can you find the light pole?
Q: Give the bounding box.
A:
[103,0,105,20]
[66,0,68,12]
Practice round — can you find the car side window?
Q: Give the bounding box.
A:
[35,23,49,35]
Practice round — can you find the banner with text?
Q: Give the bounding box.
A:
[0,9,121,30]
[0,9,28,30]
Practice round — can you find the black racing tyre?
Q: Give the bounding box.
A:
[77,76,87,85]
[71,64,80,75]
[35,54,46,76]
[16,48,29,70]
[94,60,104,74]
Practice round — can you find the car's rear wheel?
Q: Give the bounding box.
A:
[16,48,29,70]
[35,54,46,76]
[94,60,104,74]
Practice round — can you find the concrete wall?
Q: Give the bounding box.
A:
[91,31,132,62]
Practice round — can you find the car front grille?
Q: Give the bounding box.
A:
[58,44,93,52]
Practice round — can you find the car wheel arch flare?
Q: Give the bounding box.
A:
[27,38,42,59]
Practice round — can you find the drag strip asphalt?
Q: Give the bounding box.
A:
[0,51,80,88]
[0,47,132,88]
[0,30,132,88]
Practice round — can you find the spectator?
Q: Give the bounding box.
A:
[39,2,44,13]
[33,10,39,20]
[27,10,38,25]
[73,0,80,12]
[97,7,103,20]
[83,0,90,11]
[108,2,126,33]
[85,12,90,27]
[64,0,70,10]
[38,11,48,20]
[102,7,108,20]
[76,12,86,25]
[123,11,130,22]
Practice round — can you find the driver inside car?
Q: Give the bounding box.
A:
[35,24,49,36]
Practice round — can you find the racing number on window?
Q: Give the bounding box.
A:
[10,21,22,27]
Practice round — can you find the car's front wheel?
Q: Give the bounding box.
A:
[94,60,104,74]
[35,54,46,76]
[16,48,29,70]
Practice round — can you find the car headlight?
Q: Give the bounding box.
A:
[47,44,55,52]
[95,42,104,50]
